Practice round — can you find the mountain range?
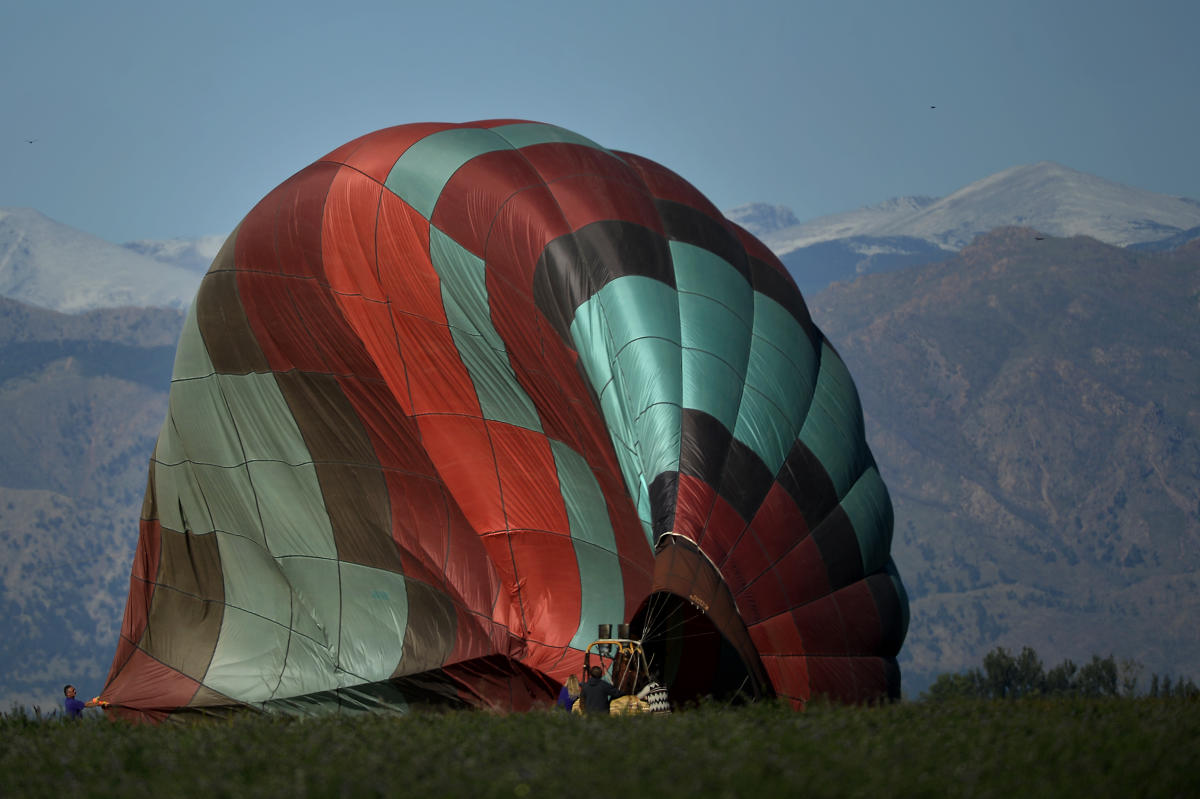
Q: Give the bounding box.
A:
[5,161,1199,313]
[728,162,1200,294]
[1,160,1198,707]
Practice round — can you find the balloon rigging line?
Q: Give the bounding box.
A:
[725,676,751,708]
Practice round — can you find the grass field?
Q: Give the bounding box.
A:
[3,698,1197,798]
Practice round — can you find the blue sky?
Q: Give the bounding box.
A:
[3,0,1198,243]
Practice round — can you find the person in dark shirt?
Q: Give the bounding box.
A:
[578,665,620,713]
[63,685,107,718]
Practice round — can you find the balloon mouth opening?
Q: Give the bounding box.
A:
[631,591,765,706]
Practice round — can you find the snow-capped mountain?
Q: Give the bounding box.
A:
[0,208,204,313]
[742,162,1200,255]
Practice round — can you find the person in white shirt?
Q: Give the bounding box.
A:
[636,669,671,714]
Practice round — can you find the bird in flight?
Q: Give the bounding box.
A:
[25,138,37,144]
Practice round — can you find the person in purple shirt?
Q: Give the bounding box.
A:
[63,684,107,718]
[557,673,581,712]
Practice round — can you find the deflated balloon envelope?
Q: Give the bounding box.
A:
[102,120,908,719]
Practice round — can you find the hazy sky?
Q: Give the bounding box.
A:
[3,0,1197,244]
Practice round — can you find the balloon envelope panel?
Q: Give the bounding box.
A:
[102,121,907,718]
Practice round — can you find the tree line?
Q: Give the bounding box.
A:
[922,646,1199,700]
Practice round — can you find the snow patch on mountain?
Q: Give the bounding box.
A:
[724,203,800,237]
[123,234,227,273]
[0,208,202,313]
[757,196,939,253]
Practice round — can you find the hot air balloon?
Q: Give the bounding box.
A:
[101,120,907,720]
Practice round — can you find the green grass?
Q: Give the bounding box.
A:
[3,698,1198,798]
